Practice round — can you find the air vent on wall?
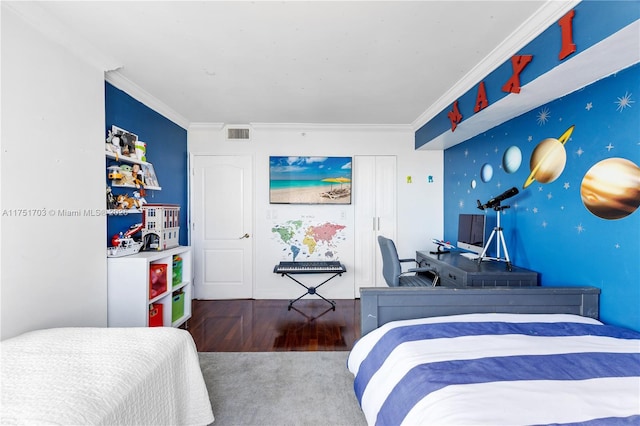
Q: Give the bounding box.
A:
[226,126,251,141]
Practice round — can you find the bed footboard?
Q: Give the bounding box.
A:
[360,286,600,335]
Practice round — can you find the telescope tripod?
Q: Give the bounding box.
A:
[478,204,513,271]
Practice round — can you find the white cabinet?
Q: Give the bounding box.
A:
[354,156,397,294]
[107,246,192,327]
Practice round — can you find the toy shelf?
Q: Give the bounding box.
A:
[111,182,162,191]
[107,209,141,215]
[106,151,162,191]
[106,151,148,166]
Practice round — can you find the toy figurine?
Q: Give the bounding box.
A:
[105,130,121,155]
[106,186,117,210]
[133,191,147,208]
[131,164,145,188]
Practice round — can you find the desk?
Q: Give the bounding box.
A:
[274,261,347,310]
[416,251,538,288]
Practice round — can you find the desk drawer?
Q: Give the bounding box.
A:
[439,266,465,287]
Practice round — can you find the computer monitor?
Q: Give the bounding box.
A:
[457,213,486,255]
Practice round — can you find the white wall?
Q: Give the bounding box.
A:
[1,6,107,339]
[188,124,443,299]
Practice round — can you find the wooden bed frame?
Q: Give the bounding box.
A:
[360,286,600,335]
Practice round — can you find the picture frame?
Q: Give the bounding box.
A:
[269,156,352,204]
[111,125,138,158]
[141,163,160,188]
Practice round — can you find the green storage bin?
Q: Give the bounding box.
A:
[172,256,183,287]
[172,291,185,323]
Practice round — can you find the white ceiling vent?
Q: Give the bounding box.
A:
[226,125,251,141]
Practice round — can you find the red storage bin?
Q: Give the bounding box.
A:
[149,303,163,327]
[149,263,168,298]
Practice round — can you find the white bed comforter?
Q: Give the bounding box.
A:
[1,327,214,426]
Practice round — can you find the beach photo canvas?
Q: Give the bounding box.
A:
[269,156,352,204]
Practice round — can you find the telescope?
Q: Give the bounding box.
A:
[477,187,519,210]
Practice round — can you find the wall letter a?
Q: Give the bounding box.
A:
[448,100,463,132]
[474,82,489,113]
[502,55,533,93]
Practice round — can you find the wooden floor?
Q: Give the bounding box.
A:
[187,299,361,352]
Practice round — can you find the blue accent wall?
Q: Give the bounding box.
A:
[417,2,640,331]
[105,82,188,247]
[443,63,640,331]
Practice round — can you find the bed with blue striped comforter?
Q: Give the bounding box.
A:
[347,313,640,425]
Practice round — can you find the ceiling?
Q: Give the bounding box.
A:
[19,1,573,127]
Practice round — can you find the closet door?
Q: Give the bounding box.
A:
[354,156,397,296]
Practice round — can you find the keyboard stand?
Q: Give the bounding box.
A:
[274,263,346,311]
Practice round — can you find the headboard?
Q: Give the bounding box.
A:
[360,286,600,336]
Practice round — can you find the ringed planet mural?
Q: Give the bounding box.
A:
[523,125,575,188]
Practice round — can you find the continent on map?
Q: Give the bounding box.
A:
[272,220,303,244]
[308,223,346,243]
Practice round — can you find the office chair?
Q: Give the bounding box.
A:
[377,235,439,287]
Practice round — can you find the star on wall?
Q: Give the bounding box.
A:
[563,182,570,190]
[606,143,614,151]
[536,107,551,125]
[576,147,584,156]
[576,223,586,233]
[615,91,634,112]
[585,102,593,111]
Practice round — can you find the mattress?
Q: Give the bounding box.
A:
[347,313,640,425]
[1,327,214,425]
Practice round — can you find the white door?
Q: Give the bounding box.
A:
[354,156,397,295]
[191,155,253,299]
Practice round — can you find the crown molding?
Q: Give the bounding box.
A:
[411,0,580,131]
[249,122,413,132]
[105,70,190,129]
[188,123,226,131]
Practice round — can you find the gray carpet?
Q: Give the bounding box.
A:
[198,351,367,426]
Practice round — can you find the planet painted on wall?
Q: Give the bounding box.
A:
[481,163,493,182]
[471,179,477,189]
[523,125,575,188]
[503,146,522,174]
[580,157,640,220]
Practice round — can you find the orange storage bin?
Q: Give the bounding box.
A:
[149,303,163,327]
[149,263,168,298]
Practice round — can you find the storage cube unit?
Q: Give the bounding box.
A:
[107,246,193,328]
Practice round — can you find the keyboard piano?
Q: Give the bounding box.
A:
[273,261,346,274]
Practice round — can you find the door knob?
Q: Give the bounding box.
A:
[239,233,250,239]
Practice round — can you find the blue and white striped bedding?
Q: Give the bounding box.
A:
[347,313,640,425]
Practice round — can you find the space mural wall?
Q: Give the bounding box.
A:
[443,62,639,331]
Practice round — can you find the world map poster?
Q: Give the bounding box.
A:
[271,217,347,261]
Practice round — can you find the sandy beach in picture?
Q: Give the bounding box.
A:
[270,184,351,204]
